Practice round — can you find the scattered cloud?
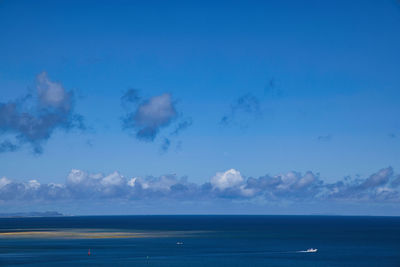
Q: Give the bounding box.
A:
[122,93,177,141]
[121,90,192,151]
[1,167,399,204]
[36,72,72,110]
[220,93,261,126]
[0,72,85,153]
[324,167,397,201]
[359,167,392,189]
[245,171,323,200]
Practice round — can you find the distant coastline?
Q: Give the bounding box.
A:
[1,213,399,218]
[0,211,63,218]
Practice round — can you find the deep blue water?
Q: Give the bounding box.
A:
[0,215,399,266]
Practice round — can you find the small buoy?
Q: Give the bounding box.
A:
[88,248,91,256]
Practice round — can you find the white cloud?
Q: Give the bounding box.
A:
[36,72,70,110]
[127,177,138,187]
[136,175,179,192]
[276,172,299,190]
[26,179,40,190]
[211,169,244,190]
[135,94,176,127]
[296,172,317,188]
[67,169,88,185]
[0,177,11,188]
[101,171,125,187]
[238,185,256,197]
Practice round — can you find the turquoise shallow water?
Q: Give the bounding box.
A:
[0,215,399,266]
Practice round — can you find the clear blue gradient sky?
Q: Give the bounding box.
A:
[1,0,400,215]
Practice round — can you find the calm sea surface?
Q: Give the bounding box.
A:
[0,215,399,266]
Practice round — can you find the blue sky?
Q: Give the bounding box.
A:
[1,0,400,215]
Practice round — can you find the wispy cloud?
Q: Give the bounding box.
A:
[171,118,193,136]
[0,140,18,153]
[121,88,141,105]
[0,72,85,154]
[220,78,282,127]
[220,93,261,126]
[160,138,171,152]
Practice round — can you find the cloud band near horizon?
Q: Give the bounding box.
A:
[0,167,399,204]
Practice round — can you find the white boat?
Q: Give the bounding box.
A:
[176,242,184,245]
[305,248,317,253]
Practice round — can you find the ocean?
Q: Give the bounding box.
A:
[0,215,399,266]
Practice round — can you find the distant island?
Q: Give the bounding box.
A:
[0,211,63,218]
